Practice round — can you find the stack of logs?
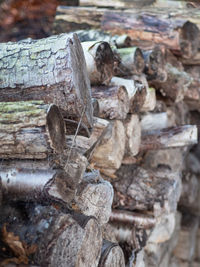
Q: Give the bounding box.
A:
[1,1,200,266]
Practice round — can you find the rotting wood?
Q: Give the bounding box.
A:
[140,125,197,151]
[75,170,114,225]
[0,33,93,129]
[91,85,129,120]
[81,41,114,85]
[0,205,102,267]
[98,240,125,267]
[0,101,65,159]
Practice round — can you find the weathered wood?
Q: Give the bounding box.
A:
[124,115,141,157]
[153,63,192,102]
[0,101,65,159]
[81,41,114,85]
[0,154,87,204]
[98,240,125,267]
[80,0,156,8]
[54,7,200,58]
[113,165,182,215]
[140,112,169,132]
[75,30,131,48]
[91,85,129,120]
[75,170,114,225]
[0,205,102,267]
[141,87,156,112]
[110,76,147,113]
[0,33,93,129]
[114,47,145,76]
[140,125,198,151]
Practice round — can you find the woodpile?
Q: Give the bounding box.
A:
[1,1,200,267]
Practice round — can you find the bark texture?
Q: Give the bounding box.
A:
[0,33,93,129]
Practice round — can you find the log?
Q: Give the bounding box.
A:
[0,101,65,159]
[0,154,87,204]
[98,240,125,267]
[153,63,192,102]
[114,47,145,76]
[81,41,114,85]
[75,30,131,48]
[124,115,141,157]
[140,125,198,151]
[0,205,102,267]
[80,0,156,8]
[53,7,200,58]
[91,85,129,120]
[113,165,182,215]
[141,87,156,112]
[140,112,169,132]
[0,33,93,129]
[75,170,114,225]
[110,76,147,113]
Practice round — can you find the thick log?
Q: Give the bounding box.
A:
[140,125,198,151]
[98,240,125,267]
[124,115,141,157]
[113,165,182,215]
[75,170,114,225]
[153,63,192,102]
[75,30,131,48]
[0,101,65,159]
[0,205,102,267]
[80,0,156,8]
[91,85,129,120]
[53,7,200,58]
[0,33,93,129]
[114,47,145,76]
[0,154,87,204]
[110,76,147,113]
[81,41,114,85]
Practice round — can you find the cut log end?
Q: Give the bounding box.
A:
[47,104,66,153]
[134,48,145,75]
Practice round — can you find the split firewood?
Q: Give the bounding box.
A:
[142,46,167,83]
[0,33,93,129]
[123,115,141,157]
[114,47,145,76]
[113,165,182,216]
[0,101,65,159]
[140,125,198,151]
[75,29,131,48]
[91,85,129,120]
[141,87,156,112]
[0,153,88,204]
[153,63,192,102]
[75,170,114,225]
[0,205,102,267]
[79,0,156,8]
[140,112,169,132]
[110,76,147,113]
[81,41,114,85]
[53,7,200,59]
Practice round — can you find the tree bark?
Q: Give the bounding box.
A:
[0,33,93,129]
[81,41,114,85]
[98,240,125,267]
[91,85,129,120]
[114,47,145,76]
[0,205,102,267]
[110,76,147,113]
[0,101,65,159]
[75,170,114,225]
[53,7,200,59]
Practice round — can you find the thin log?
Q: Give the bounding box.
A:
[92,85,129,120]
[53,7,200,58]
[140,125,197,151]
[0,101,65,159]
[153,63,192,102]
[75,29,131,48]
[110,76,147,113]
[81,41,114,85]
[98,240,125,267]
[114,47,145,76]
[124,115,141,157]
[75,170,114,225]
[0,205,102,267]
[0,33,93,129]
[80,0,156,8]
